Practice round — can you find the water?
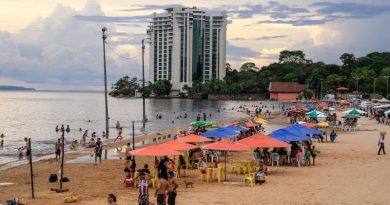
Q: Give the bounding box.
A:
[0,91,286,167]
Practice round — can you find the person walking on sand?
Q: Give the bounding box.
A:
[114,127,123,143]
[167,171,178,205]
[55,138,62,162]
[155,174,169,205]
[95,138,103,164]
[378,131,386,155]
[135,172,151,205]
[125,143,132,160]
[82,130,88,145]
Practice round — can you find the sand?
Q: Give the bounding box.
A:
[1,112,390,205]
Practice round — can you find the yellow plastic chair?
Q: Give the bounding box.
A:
[133,172,140,188]
[243,173,256,187]
[200,171,207,181]
[217,163,225,183]
[149,170,157,188]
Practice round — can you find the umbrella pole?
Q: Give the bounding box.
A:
[224,151,227,181]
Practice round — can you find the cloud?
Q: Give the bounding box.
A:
[119,4,184,12]
[312,2,390,18]
[74,14,150,23]
[231,36,287,41]
[226,43,261,61]
[0,1,142,90]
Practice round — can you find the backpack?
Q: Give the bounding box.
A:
[49,174,58,183]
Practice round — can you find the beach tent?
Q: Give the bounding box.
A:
[158,140,199,151]
[201,126,246,138]
[342,108,367,114]
[201,140,250,180]
[373,104,390,109]
[299,122,317,128]
[269,124,321,142]
[238,134,289,148]
[378,98,390,103]
[306,110,325,116]
[342,114,360,119]
[129,145,181,156]
[176,134,213,143]
[191,121,212,128]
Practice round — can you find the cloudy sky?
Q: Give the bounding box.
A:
[0,0,389,90]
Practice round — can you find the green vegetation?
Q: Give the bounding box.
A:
[111,50,390,99]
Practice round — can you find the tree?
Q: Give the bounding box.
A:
[109,76,139,97]
[226,62,233,72]
[151,80,172,97]
[303,89,313,101]
[279,50,308,64]
[340,53,356,70]
[240,62,259,72]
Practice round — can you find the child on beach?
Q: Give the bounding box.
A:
[18,147,23,159]
[378,131,386,155]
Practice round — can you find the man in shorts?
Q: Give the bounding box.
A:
[155,174,169,205]
[167,171,178,205]
[55,138,62,162]
[95,138,103,165]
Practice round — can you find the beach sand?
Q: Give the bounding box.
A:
[1,113,390,204]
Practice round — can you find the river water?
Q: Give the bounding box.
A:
[0,91,286,167]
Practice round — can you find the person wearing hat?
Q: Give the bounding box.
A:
[378,131,386,155]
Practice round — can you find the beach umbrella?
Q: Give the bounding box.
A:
[342,108,367,114]
[201,140,250,180]
[316,102,328,109]
[254,117,268,124]
[378,98,390,103]
[306,104,315,110]
[342,114,360,119]
[158,140,199,151]
[191,121,213,128]
[317,121,329,127]
[201,126,245,138]
[238,134,289,148]
[348,109,360,115]
[176,134,213,143]
[129,145,181,156]
[300,122,317,128]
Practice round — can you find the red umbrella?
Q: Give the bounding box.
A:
[238,134,289,148]
[158,140,199,151]
[129,145,181,156]
[176,134,213,143]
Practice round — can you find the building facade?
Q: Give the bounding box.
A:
[269,82,309,101]
[147,7,227,92]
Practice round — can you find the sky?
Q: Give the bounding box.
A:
[0,0,389,90]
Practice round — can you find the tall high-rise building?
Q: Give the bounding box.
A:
[147,7,227,92]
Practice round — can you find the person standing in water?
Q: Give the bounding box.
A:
[23,137,31,161]
[0,133,4,148]
[82,130,88,146]
[114,127,123,143]
[55,138,62,162]
[95,138,103,165]
[116,121,121,130]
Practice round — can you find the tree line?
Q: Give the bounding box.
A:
[110,50,390,99]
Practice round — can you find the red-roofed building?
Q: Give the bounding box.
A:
[269,82,309,101]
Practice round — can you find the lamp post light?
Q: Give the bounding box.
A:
[102,27,109,138]
[141,39,146,128]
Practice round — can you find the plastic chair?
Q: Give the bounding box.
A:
[200,171,207,181]
[271,153,280,166]
[133,172,140,188]
[217,163,225,183]
[243,173,256,187]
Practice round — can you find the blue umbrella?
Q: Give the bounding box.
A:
[269,124,320,142]
[201,126,245,138]
[306,104,315,110]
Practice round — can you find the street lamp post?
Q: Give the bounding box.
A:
[319,77,323,100]
[142,39,146,128]
[373,77,377,99]
[102,27,109,138]
[354,77,360,98]
[385,75,390,99]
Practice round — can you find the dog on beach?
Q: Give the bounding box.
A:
[184,180,194,188]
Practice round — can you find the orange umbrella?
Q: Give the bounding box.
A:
[201,140,250,151]
[158,140,199,151]
[201,140,249,180]
[238,133,289,148]
[129,144,181,156]
[176,134,213,143]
